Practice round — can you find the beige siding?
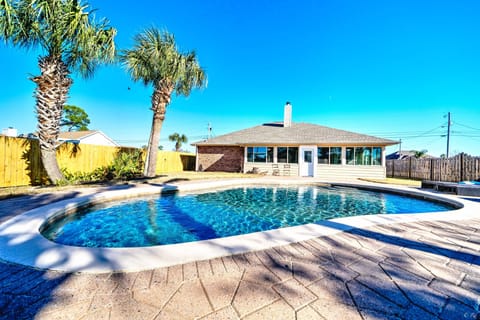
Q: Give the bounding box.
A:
[316,165,386,180]
[244,162,299,176]
[244,162,385,179]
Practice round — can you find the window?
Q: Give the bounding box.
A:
[278,147,298,163]
[247,147,273,163]
[278,147,286,163]
[330,147,342,164]
[288,147,298,163]
[268,147,274,162]
[317,147,329,164]
[304,150,312,163]
[346,147,382,165]
[372,147,382,165]
[318,147,342,165]
[346,147,355,165]
[355,147,371,165]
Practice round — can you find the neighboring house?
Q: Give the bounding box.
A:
[386,151,415,160]
[192,103,398,179]
[2,127,18,137]
[386,151,433,160]
[58,130,119,147]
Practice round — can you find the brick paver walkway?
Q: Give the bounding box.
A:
[1,193,479,319]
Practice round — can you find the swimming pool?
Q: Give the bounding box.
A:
[41,185,455,248]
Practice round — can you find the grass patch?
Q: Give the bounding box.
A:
[359,177,421,187]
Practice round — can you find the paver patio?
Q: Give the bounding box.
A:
[1,186,479,319]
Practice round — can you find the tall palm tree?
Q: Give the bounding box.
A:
[169,133,188,152]
[121,28,206,177]
[0,0,116,183]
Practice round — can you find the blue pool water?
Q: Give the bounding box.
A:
[41,186,455,248]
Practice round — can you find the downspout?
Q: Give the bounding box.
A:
[195,145,199,171]
[242,146,247,173]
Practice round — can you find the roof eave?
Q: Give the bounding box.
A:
[194,141,399,147]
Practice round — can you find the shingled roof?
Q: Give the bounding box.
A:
[58,130,119,146]
[58,130,98,140]
[193,122,398,146]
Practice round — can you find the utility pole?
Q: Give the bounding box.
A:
[446,112,451,158]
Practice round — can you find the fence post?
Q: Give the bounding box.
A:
[460,152,464,181]
[476,156,479,181]
[408,157,412,179]
[430,158,434,181]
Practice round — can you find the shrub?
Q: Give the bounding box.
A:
[111,150,144,180]
[60,150,144,184]
[61,166,112,184]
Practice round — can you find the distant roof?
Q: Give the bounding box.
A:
[193,122,398,146]
[386,150,415,160]
[58,130,98,140]
[58,130,119,146]
[386,150,434,160]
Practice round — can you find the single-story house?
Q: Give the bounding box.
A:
[192,103,398,179]
[58,130,119,147]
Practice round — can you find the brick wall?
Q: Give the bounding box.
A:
[197,146,244,172]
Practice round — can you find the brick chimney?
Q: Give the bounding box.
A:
[284,102,292,127]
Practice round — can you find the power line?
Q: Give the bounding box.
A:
[367,123,480,140]
[406,136,444,151]
[454,121,480,131]
[453,134,480,138]
[364,125,445,139]
[364,128,443,136]
[467,136,480,144]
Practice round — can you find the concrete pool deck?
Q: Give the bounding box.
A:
[1,177,479,319]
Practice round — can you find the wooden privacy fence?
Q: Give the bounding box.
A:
[386,153,480,182]
[0,136,196,187]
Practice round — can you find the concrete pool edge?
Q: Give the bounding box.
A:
[0,178,476,274]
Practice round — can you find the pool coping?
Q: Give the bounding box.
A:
[0,177,478,273]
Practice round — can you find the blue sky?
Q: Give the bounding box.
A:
[1,0,480,156]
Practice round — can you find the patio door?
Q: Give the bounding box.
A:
[300,146,315,177]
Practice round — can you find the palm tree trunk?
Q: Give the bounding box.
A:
[144,111,165,177]
[144,83,173,177]
[32,56,72,184]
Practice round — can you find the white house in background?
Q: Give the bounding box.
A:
[58,130,119,147]
[2,127,18,137]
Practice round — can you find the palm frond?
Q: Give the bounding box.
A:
[0,0,15,41]
[0,0,116,77]
[121,27,207,99]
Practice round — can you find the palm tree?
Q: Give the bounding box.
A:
[169,133,188,152]
[121,28,206,177]
[0,0,116,183]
